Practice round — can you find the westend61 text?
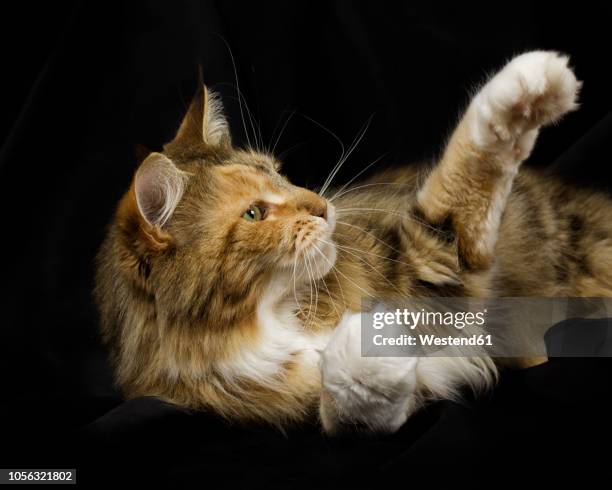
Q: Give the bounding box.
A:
[373,333,493,347]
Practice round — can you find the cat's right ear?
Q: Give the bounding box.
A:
[117,152,188,255]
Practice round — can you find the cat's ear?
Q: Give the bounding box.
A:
[167,81,231,149]
[112,153,188,288]
[134,152,188,228]
[116,152,188,257]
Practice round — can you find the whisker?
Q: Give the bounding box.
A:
[320,240,406,297]
[252,94,265,152]
[304,256,313,324]
[267,107,289,153]
[313,254,341,319]
[335,220,407,256]
[321,238,413,269]
[271,111,295,156]
[241,93,262,152]
[321,117,372,195]
[296,112,346,176]
[311,243,373,298]
[328,153,389,202]
[320,238,439,295]
[319,115,373,197]
[303,252,313,322]
[277,141,306,160]
[312,244,347,307]
[330,181,407,202]
[217,39,253,149]
[336,208,449,237]
[292,256,308,319]
[221,92,262,151]
[305,252,320,324]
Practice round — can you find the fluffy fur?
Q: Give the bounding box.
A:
[95,51,612,433]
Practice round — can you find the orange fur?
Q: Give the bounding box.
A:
[95,60,612,429]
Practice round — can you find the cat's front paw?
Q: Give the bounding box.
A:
[319,311,419,434]
[471,51,580,155]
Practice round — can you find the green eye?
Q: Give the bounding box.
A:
[242,205,264,222]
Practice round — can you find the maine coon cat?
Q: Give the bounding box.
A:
[95,51,610,433]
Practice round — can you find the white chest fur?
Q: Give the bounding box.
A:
[217,278,330,386]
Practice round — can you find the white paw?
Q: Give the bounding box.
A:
[471,51,581,154]
[319,311,419,433]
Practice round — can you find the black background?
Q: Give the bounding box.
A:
[1,1,612,487]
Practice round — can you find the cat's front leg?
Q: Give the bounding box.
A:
[319,311,420,434]
[416,51,580,270]
[319,311,496,434]
[469,51,579,159]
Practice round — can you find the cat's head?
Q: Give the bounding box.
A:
[111,83,336,326]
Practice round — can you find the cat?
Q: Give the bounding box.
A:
[95,51,610,433]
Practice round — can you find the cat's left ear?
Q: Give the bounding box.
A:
[166,80,231,150]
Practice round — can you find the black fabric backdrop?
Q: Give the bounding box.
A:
[1,1,612,487]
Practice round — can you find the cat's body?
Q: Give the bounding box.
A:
[331,167,612,303]
[95,51,610,433]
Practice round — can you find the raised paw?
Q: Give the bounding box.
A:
[470,51,581,153]
[319,311,419,434]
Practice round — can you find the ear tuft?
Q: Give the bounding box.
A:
[135,152,188,227]
[202,86,230,146]
[167,81,231,150]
